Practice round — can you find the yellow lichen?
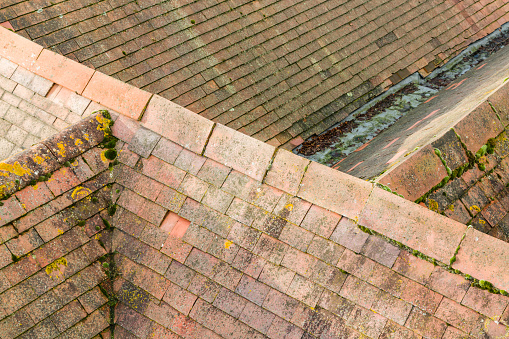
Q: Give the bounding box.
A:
[0,162,32,177]
[75,138,83,146]
[224,240,233,249]
[45,258,68,279]
[33,155,45,165]
[71,186,92,200]
[428,199,439,212]
[96,114,111,133]
[56,142,66,158]
[470,205,481,212]
[84,133,90,141]
[100,150,109,163]
[284,203,293,211]
[448,204,454,212]
[479,220,486,225]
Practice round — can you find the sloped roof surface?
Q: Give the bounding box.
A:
[1,26,509,339]
[1,0,508,148]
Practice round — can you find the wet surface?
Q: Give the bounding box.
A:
[296,23,509,172]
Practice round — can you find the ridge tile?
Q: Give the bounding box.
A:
[298,161,372,220]
[205,124,275,181]
[141,95,214,154]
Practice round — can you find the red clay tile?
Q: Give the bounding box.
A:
[188,274,221,303]
[461,285,509,320]
[372,290,412,326]
[298,161,372,220]
[15,182,54,212]
[360,235,400,268]
[339,275,380,309]
[174,149,206,175]
[266,316,304,339]
[0,244,12,269]
[346,305,388,338]
[178,173,209,201]
[201,186,234,214]
[426,266,470,303]
[161,236,193,263]
[82,71,152,120]
[400,279,443,314]
[380,320,421,339]
[262,288,300,320]
[278,223,314,252]
[0,196,26,227]
[435,298,481,333]
[212,287,248,318]
[163,282,198,315]
[318,289,355,319]
[378,145,449,201]
[226,198,262,226]
[286,274,324,308]
[405,307,447,339]
[274,195,312,226]
[196,158,231,187]
[300,204,341,239]
[46,167,81,196]
[151,137,184,166]
[309,260,348,293]
[392,250,434,285]
[454,101,504,153]
[239,302,276,334]
[251,211,288,239]
[231,248,266,279]
[359,187,467,263]
[253,233,289,265]
[258,262,295,293]
[111,115,140,144]
[329,216,369,253]
[141,95,214,154]
[264,149,309,195]
[337,249,376,281]
[306,235,345,265]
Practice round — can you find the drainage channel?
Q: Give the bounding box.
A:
[295,22,509,167]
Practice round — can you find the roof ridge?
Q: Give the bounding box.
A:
[2,24,508,295]
[1,25,509,338]
[0,111,112,200]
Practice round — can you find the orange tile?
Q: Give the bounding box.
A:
[0,26,42,69]
[30,49,94,94]
[82,71,152,120]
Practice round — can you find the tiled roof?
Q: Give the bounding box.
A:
[1,26,509,339]
[0,0,508,148]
